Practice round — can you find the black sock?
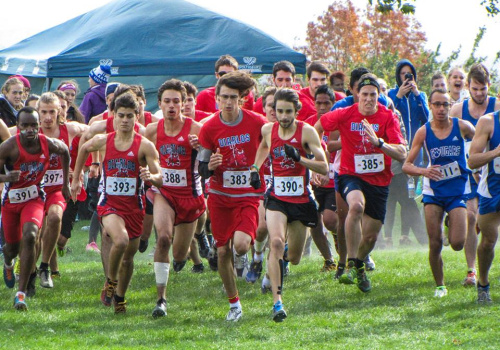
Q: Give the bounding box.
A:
[355,258,364,270]
[337,262,346,270]
[39,262,49,271]
[347,258,356,267]
[114,294,125,303]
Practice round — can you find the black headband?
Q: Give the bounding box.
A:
[358,78,380,93]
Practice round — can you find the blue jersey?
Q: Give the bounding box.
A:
[478,111,500,198]
[423,118,470,197]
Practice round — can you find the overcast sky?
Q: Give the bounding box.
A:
[1,0,499,70]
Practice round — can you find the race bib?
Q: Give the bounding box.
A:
[106,177,136,196]
[354,154,385,174]
[274,176,304,196]
[264,174,273,188]
[223,171,251,188]
[161,168,187,187]
[43,169,64,186]
[494,157,500,174]
[437,161,461,181]
[329,163,335,179]
[9,185,38,204]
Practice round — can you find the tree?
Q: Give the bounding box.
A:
[369,0,499,16]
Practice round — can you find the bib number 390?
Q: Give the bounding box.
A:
[106,177,136,196]
[274,176,304,196]
[354,154,384,174]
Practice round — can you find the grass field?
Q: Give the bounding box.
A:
[1,218,499,349]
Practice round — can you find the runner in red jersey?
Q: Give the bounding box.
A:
[198,71,266,322]
[0,107,70,311]
[315,74,406,293]
[252,88,327,322]
[144,79,205,318]
[304,84,339,273]
[34,92,88,289]
[71,93,162,314]
[196,55,254,113]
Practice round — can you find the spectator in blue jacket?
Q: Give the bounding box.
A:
[388,59,429,166]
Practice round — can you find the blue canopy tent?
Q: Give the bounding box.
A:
[0,0,306,111]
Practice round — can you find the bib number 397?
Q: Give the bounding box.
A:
[106,177,136,196]
[223,171,250,188]
[274,176,303,196]
[43,169,63,186]
[354,154,384,174]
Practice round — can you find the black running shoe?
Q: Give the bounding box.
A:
[195,231,210,258]
[138,239,149,253]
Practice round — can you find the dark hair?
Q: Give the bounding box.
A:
[52,90,67,101]
[114,93,140,114]
[272,61,296,79]
[357,73,380,93]
[215,54,238,73]
[215,71,255,97]
[110,84,135,112]
[273,88,302,112]
[467,63,490,86]
[350,67,370,89]
[306,61,330,80]
[24,94,40,107]
[130,85,146,101]
[17,106,39,122]
[57,79,80,94]
[261,86,277,107]
[315,84,335,102]
[431,72,446,85]
[329,71,346,86]
[183,81,198,97]
[157,79,187,102]
[428,88,449,102]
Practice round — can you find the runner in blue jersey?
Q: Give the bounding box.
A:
[468,109,500,303]
[449,63,500,287]
[403,89,475,298]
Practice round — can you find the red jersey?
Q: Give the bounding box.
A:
[194,110,211,122]
[143,111,153,126]
[268,122,314,203]
[300,87,345,109]
[2,134,50,205]
[42,124,69,194]
[102,111,109,120]
[105,117,140,133]
[320,104,405,186]
[196,86,254,113]
[69,135,88,201]
[305,115,335,189]
[98,132,144,214]
[156,117,202,198]
[198,110,266,197]
[253,96,264,115]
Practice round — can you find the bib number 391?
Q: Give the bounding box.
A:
[9,185,38,204]
[354,154,384,174]
[106,177,136,196]
[223,171,250,188]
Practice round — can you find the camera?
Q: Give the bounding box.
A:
[404,72,413,81]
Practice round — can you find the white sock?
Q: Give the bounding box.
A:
[154,262,170,286]
[230,300,241,309]
[254,237,267,253]
[253,251,263,263]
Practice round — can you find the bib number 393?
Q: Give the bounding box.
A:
[354,154,384,174]
[9,185,38,203]
[106,177,136,196]
[223,171,251,188]
[274,176,304,196]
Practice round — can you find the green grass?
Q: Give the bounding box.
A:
[1,218,499,349]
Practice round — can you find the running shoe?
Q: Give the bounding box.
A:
[191,263,205,273]
[226,306,242,322]
[57,246,65,257]
[245,260,263,283]
[339,261,356,285]
[14,293,27,311]
[14,259,21,281]
[195,230,210,258]
[4,262,15,288]
[86,242,101,253]
[272,301,287,322]
[463,271,477,287]
[152,298,167,318]
[101,280,116,307]
[477,285,492,304]
[173,260,187,272]
[26,270,37,297]
[334,264,345,280]
[114,300,127,314]
[399,235,413,246]
[138,239,149,253]
[357,267,372,293]
[364,255,376,271]
[39,268,54,288]
[234,252,249,279]
[434,286,448,298]
[51,271,61,279]
[261,275,272,294]
[207,241,218,271]
[320,259,337,272]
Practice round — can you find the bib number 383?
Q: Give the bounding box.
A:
[223,171,250,188]
[106,177,136,196]
[354,154,384,174]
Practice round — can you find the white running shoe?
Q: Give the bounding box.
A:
[226,306,242,322]
[434,286,448,298]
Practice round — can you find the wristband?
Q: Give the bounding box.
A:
[250,164,259,172]
[376,138,384,148]
[91,162,100,166]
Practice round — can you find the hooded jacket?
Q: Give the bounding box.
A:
[388,59,429,149]
[79,84,107,124]
[0,95,18,127]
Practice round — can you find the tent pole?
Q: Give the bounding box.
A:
[45,77,52,92]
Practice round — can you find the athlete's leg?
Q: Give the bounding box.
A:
[265,210,288,304]
[424,204,445,286]
[464,198,478,270]
[115,237,140,298]
[477,212,500,286]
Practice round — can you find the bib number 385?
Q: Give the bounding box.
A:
[354,154,384,174]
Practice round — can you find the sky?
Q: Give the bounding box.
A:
[1,0,500,70]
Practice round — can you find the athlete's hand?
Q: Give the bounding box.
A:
[5,170,20,182]
[89,164,100,178]
[70,178,82,202]
[139,166,152,182]
[312,172,329,187]
[62,184,71,202]
[284,144,301,162]
[361,119,379,146]
[208,148,223,171]
[188,134,200,150]
[250,171,261,189]
[423,165,443,181]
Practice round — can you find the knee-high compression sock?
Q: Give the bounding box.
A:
[154,262,170,286]
[278,259,284,295]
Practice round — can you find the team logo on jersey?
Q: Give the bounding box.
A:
[226,144,247,168]
[273,146,295,169]
[429,145,461,160]
[350,122,380,133]
[167,153,181,167]
[20,161,44,181]
[49,153,60,168]
[218,134,250,148]
[107,158,136,176]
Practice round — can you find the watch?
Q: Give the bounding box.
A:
[377,138,384,148]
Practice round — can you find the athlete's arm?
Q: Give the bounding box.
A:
[71,134,107,201]
[140,139,163,188]
[145,122,158,144]
[47,137,71,200]
[0,137,20,183]
[459,119,476,140]
[468,114,498,169]
[449,102,463,118]
[301,124,328,175]
[67,122,89,144]
[0,119,11,142]
[80,120,106,178]
[8,126,17,136]
[361,118,407,162]
[327,130,341,153]
[402,126,442,181]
